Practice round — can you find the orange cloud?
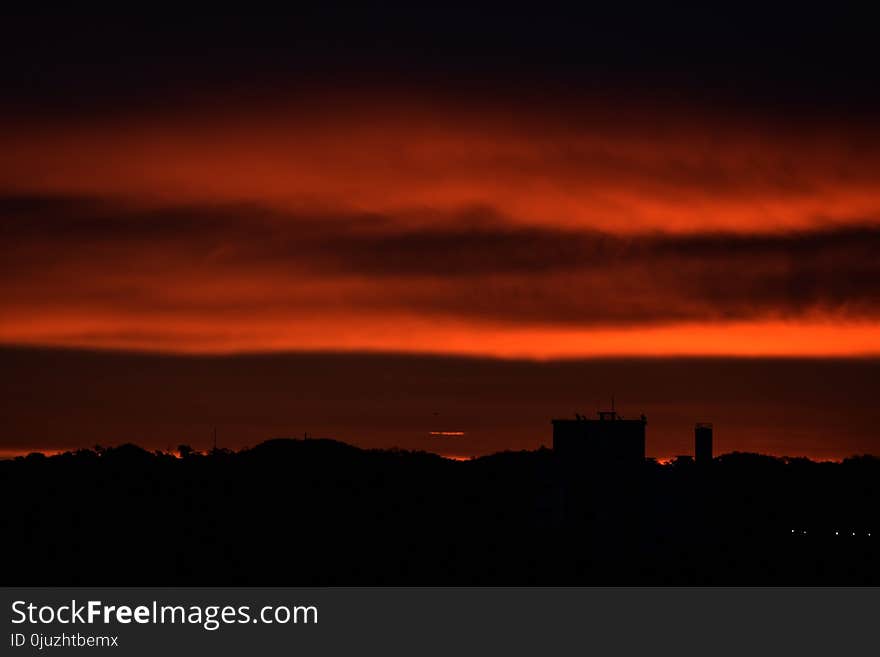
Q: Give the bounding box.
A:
[2,100,880,357]
[2,102,879,234]
[2,307,880,358]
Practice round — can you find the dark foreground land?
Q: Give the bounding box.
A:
[2,439,878,584]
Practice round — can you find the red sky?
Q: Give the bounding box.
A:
[2,10,880,459]
[2,101,880,359]
[2,76,880,465]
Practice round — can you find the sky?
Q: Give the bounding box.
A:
[1,8,879,458]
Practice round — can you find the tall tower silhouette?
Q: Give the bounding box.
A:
[695,423,713,464]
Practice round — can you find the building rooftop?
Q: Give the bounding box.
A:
[553,410,647,424]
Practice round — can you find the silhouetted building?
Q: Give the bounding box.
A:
[695,422,713,464]
[552,410,646,532]
[552,410,646,467]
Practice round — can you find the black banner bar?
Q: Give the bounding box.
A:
[2,587,877,655]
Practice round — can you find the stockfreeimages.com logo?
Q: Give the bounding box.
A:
[11,600,318,632]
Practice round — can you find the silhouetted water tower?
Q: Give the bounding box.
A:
[695,423,713,464]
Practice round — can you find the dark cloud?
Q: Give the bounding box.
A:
[2,195,880,327]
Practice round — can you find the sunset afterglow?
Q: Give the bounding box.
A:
[3,104,880,358]
[2,8,879,461]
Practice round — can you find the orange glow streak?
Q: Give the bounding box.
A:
[1,311,879,359]
[0,448,187,460]
[0,448,68,460]
[429,431,466,437]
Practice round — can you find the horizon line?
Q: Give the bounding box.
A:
[1,438,871,465]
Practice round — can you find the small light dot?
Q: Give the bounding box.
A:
[835,531,839,535]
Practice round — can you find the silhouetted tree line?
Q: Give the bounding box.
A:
[1,439,877,584]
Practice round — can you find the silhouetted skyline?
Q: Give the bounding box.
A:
[2,348,878,460]
[3,435,877,585]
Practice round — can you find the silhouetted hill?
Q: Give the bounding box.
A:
[1,440,877,585]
